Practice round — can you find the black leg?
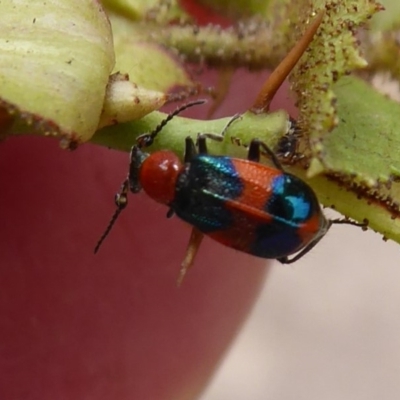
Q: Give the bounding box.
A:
[331,218,368,229]
[278,217,366,264]
[184,137,198,162]
[220,113,241,136]
[196,113,242,154]
[277,234,325,264]
[197,135,209,155]
[247,138,283,171]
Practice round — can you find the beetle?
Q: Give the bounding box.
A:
[95,100,364,284]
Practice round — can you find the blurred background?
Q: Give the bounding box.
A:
[202,222,400,400]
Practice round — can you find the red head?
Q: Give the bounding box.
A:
[139,150,183,205]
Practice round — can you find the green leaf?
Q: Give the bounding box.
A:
[92,108,290,157]
[0,0,114,144]
[98,73,168,129]
[290,0,382,174]
[285,1,400,243]
[325,76,400,184]
[291,76,400,243]
[195,0,272,18]
[110,13,196,92]
[5,0,400,248]
[362,0,400,83]
[101,0,189,22]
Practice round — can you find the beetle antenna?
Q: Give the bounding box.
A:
[95,100,207,253]
[137,99,207,148]
[94,180,129,254]
[94,208,123,254]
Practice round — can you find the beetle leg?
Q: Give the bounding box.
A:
[220,113,242,136]
[184,137,198,162]
[198,132,224,143]
[196,113,242,154]
[331,218,368,229]
[247,139,284,171]
[247,139,261,162]
[197,135,209,155]
[203,113,242,140]
[279,218,367,264]
[275,117,302,162]
[277,238,322,264]
[177,227,204,286]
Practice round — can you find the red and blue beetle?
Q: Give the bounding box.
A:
[95,100,363,284]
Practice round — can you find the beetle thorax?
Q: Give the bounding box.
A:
[139,150,183,205]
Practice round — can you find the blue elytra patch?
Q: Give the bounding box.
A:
[173,155,243,232]
[267,174,314,224]
[250,174,319,258]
